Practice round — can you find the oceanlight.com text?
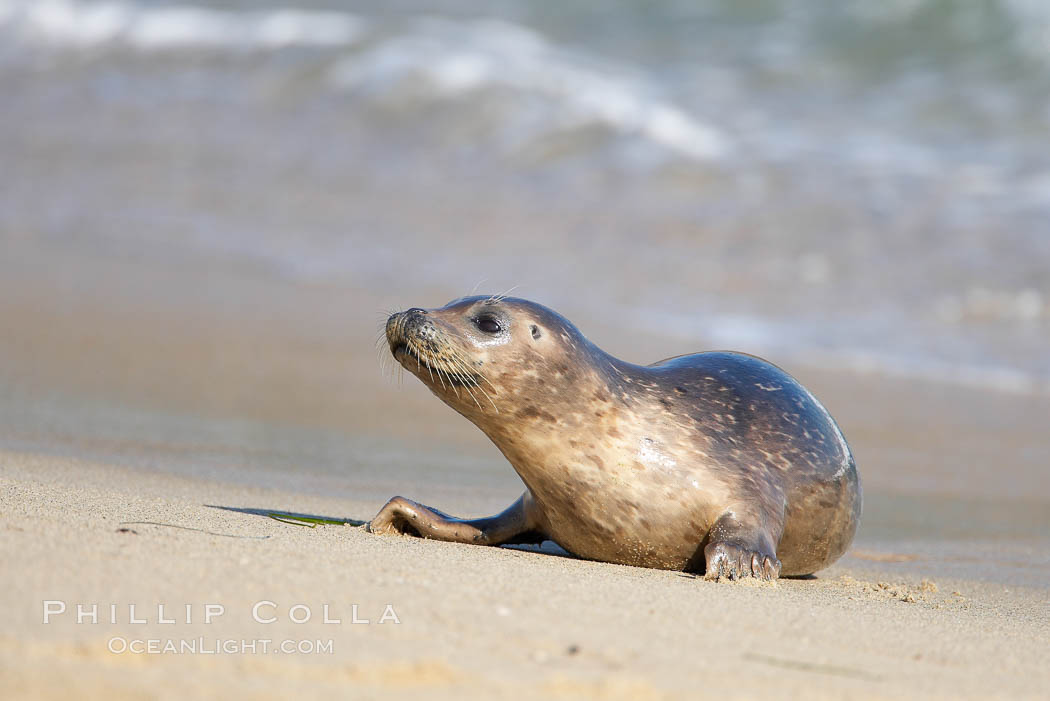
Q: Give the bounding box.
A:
[107,637,335,655]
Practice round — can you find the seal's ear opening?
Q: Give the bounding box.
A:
[530,325,542,340]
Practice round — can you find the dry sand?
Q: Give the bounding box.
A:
[2,239,1049,700]
[3,451,1049,701]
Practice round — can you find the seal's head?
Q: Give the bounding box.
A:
[385,296,597,419]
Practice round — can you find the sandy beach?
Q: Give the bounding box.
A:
[2,446,1048,701]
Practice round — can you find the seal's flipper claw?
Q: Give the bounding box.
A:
[761,555,781,581]
[703,541,733,581]
[702,541,781,582]
[367,492,545,547]
[367,496,424,537]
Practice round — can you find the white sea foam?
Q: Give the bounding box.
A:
[328,18,731,162]
[2,4,728,160]
[0,0,364,50]
[935,287,1047,324]
[1004,0,1050,62]
[827,349,1046,395]
[630,307,1050,396]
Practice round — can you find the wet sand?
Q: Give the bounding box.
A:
[2,239,1049,699]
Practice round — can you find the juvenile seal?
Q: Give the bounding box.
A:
[368,296,861,581]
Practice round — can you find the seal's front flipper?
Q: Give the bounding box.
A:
[702,513,782,582]
[367,492,545,546]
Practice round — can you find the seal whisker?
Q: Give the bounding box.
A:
[467,388,486,411]
[470,374,499,409]
[378,352,391,381]
[487,285,519,305]
[474,370,498,392]
[434,352,488,411]
[439,366,457,396]
[443,349,469,376]
[436,355,469,398]
[453,369,482,407]
[446,352,497,412]
[375,329,396,381]
[450,349,497,392]
[447,352,491,395]
[403,338,444,390]
[447,348,496,393]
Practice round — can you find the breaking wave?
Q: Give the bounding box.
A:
[0,0,365,49]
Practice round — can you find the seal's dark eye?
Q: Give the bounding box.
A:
[475,316,501,334]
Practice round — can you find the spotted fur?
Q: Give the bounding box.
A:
[379,296,862,579]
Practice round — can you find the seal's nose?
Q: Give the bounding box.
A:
[400,308,428,332]
[386,307,428,347]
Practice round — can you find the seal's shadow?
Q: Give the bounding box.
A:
[205,505,577,558]
[502,541,576,559]
[205,505,367,527]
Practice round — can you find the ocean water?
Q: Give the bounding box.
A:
[2,0,1048,393]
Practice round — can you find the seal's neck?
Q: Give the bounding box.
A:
[469,354,649,501]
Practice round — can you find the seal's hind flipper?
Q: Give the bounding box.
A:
[703,542,781,581]
[700,512,782,582]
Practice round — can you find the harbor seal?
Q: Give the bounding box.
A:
[368,296,861,581]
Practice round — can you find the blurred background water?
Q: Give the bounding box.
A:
[2,0,1048,395]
